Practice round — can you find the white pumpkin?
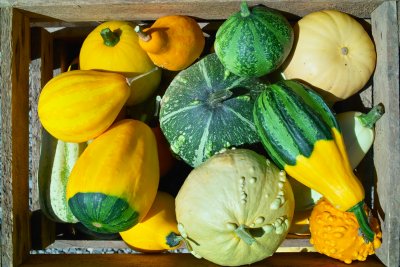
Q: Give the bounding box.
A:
[175,149,295,266]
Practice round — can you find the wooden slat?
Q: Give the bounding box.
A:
[371,2,400,267]
[4,0,386,21]
[20,253,384,267]
[0,7,31,267]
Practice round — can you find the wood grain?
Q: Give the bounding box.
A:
[371,2,400,267]
[0,7,31,267]
[1,0,387,21]
[20,253,384,267]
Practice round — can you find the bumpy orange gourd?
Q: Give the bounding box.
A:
[135,15,205,71]
[38,70,130,143]
[79,21,161,106]
[120,191,182,252]
[282,10,376,104]
[309,198,382,264]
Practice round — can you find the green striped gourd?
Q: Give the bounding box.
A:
[253,79,375,242]
[214,1,293,78]
[159,53,267,167]
[38,130,87,223]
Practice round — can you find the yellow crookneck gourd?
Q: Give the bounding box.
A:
[135,15,205,71]
[309,198,382,264]
[79,20,161,106]
[120,191,182,252]
[38,70,130,143]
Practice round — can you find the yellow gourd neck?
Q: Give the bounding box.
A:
[135,25,168,54]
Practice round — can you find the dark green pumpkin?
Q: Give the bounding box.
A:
[159,53,267,167]
[214,1,293,78]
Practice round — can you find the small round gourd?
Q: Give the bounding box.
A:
[282,10,376,104]
[214,1,293,78]
[175,149,294,266]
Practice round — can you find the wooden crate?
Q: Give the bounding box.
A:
[1,1,399,266]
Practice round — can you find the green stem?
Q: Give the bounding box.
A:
[166,232,183,248]
[208,89,233,106]
[357,103,385,129]
[100,28,120,47]
[348,201,375,243]
[240,1,251,17]
[234,224,255,245]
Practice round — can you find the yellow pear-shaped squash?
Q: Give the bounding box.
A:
[282,10,376,104]
[175,149,294,266]
[66,119,159,234]
[79,21,161,105]
[135,15,205,71]
[120,191,182,252]
[38,70,130,143]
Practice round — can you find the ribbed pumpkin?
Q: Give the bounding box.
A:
[253,79,375,242]
[159,53,267,167]
[175,149,294,266]
[309,198,382,264]
[38,130,87,223]
[135,15,205,71]
[66,119,159,233]
[214,1,293,77]
[282,10,376,104]
[120,191,182,252]
[38,70,130,143]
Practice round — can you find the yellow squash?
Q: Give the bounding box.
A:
[79,21,161,106]
[66,119,159,234]
[135,15,205,71]
[38,70,130,143]
[282,10,376,104]
[120,191,182,252]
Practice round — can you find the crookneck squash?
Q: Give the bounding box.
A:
[66,119,159,233]
[282,10,376,104]
[38,70,130,143]
[309,198,382,264]
[38,129,87,223]
[135,15,205,71]
[159,53,267,167]
[120,191,182,252]
[214,1,293,77]
[253,79,375,242]
[175,148,294,266]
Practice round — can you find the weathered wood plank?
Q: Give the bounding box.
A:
[20,253,385,267]
[0,7,31,267]
[3,0,386,21]
[371,2,400,267]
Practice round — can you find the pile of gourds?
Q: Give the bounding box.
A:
[37,1,383,266]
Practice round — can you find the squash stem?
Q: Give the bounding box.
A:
[208,89,233,106]
[234,224,256,245]
[240,1,251,17]
[134,25,151,42]
[357,103,385,129]
[166,232,183,248]
[348,201,375,243]
[100,28,120,47]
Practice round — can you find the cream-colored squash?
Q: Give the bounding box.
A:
[175,149,294,266]
[282,10,376,104]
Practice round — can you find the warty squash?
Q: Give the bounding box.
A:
[282,10,376,104]
[309,198,382,264]
[253,79,376,242]
[38,70,130,143]
[79,21,161,106]
[135,15,205,71]
[175,148,294,266]
[120,191,182,252]
[66,119,159,233]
